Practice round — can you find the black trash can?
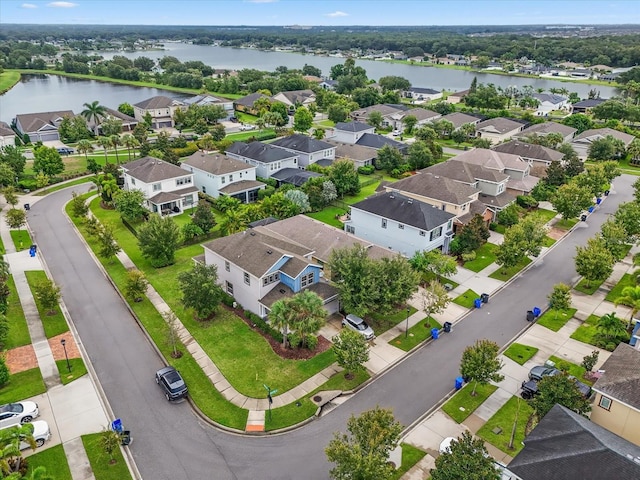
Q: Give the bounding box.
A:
[481,293,489,304]
[526,310,535,322]
[443,322,452,333]
[604,190,610,196]
[24,203,30,211]
[581,214,587,221]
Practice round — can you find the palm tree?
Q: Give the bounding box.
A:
[81,101,107,135]
[199,133,216,153]
[269,298,292,348]
[121,134,139,162]
[96,136,112,164]
[110,135,121,164]
[615,285,640,329]
[596,312,627,341]
[219,208,248,236]
[286,290,327,349]
[76,139,94,162]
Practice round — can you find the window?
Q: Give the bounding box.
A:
[202,186,206,194]
[153,183,161,191]
[184,195,193,206]
[176,177,192,186]
[229,175,233,182]
[301,272,314,287]
[262,273,280,286]
[226,281,233,295]
[221,176,226,184]
[346,225,355,234]
[131,178,136,185]
[498,183,505,194]
[598,395,612,411]
[430,226,443,241]
[398,224,404,230]
[225,261,230,272]
[244,272,250,285]
[381,219,387,229]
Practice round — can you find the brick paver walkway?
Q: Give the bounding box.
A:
[4,334,80,374]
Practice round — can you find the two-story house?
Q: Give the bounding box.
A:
[14,110,74,142]
[590,343,640,447]
[271,89,316,112]
[133,96,185,129]
[180,151,265,203]
[183,94,235,120]
[226,141,299,179]
[233,93,270,116]
[571,128,636,159]
[270,134,336,169]
[516,121,577,143]
[120,156,198,215]
[493,140,563,172]
[202,229,338,319]
[475,117,526,145]
[345,191,456,256]
[401,87,443,103]
[327,121,374,144]
[349,104,408,128]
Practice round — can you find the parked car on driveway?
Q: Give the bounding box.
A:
[341,314,375,340]
[239,124,256,131]
[57,147,75,155]
[20,420,51,449]
[155,366,188,401]
[0,402,39,429]
[528,365,560,382]
[522,374,592,399]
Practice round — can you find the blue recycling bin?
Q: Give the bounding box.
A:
[455,376,464,390]
[596,197,602,205]
[431,328,439,340]
[533,306,541,317]
[588,206,595,213]
[29,245,37,257]
[474,298,482,309]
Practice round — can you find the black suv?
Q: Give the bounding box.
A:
[155,366,188,401]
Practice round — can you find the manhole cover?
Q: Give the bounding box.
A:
[313,395,322,402]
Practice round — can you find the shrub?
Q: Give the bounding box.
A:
[516,195,539,209]
[171,143,199,158]
[0,357,9,387]
[461,251,477,262]
[357,165,375,175]
[181,222,204,240]
[221,292,236,308]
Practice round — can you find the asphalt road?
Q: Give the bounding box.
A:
[27,175,634,480]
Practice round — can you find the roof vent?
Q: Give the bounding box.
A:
[279,289,286,294]
[267,250,272,254]
[434,175,439,179]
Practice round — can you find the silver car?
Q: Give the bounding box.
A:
[0,402,39,429]
[342,314,375,340]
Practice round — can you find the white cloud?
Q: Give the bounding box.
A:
[21,3,37,8]
[47,2,78,7]
[326,11,348,17]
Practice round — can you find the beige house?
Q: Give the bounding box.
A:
[475,117,525,145]
[590,343,640,447]
[133,96,185,129]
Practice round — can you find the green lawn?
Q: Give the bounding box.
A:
[306,207,346,228]
[369,305,418,335]
[0,368,46,403]
[463,243,498,272]
[531,208,558,224]
[548,355,594,385]
[442,383,499,423]
[390,443,427,480]
[453,289,479,309]
[390,317,442,352]
[536,308,577,332]
[503,343,539,365]
[35,177,92,196]
[10,230,32,251]
[554,218,579,230]
[570,313,630,352]
[57,358,88,385]
[82,433,133,480]
[4,275,31,349]
[26,444,73,480]
[24,270,70,338]
[488,256,532,281]
[605,273,635,302]
[477,396,534,456]
[574,277,604,295]
[541,235,556,247]
[437,275,459,290]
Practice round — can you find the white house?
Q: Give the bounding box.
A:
[270,134,336,169]
[14,110,74,143]
[133,96,185,129]
[532,93,571,116]
[120,157,198,215]
[475,117,525,145]
[271,89,316,111]
[571,127,636,159]
[226,141,299,179]
[402,87,443,103]
[180,151,265,203]
[345,191,455,256]
[0,122,16,147]
[327,121,374,144]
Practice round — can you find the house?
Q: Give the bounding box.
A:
[446,89,470,104]
[180,151,265,203]
[0,121,16,147]
[401,87,442,103]
[270,134,336,169]
[590,343,640,446]
[349,104,408,128]
[271,89,316,111]
[325,141,377,168]
[493,140,563,167]
[381,171,491,231]
[120,157,197,215]
[631,322,640,350]
[14,110,74,142]
[327,121,374,144]
[85,107,138,134]
[203,229,337,319]
[355,133,409,155]
[183,94,234,120]
[508,404,640,480]
[475,117,525,145]
[390,108,441,131]
[345,191,455,256]
[233,93,270,116]
[226,141,299,179]
[440,112,481,131]
[133,96,185,129]
[572,98,606,115]
[516,121,577,143]
[571,128,636,159]
[532,93,571,115]
[318,79,338,90]
[451,148,540,196]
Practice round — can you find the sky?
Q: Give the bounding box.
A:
[1,0,639,26]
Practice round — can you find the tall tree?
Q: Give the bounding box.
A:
[332,329,370,379]
[614,285,640,329]
[551,182,593,220]
[32,146,64,176]
[460,339,504,396]
[450,214,490,255]
[110,135,122,164]
[409,249,458,281]
[283,290,327,349]
[575,237,614,288]
[178,262,224,320]
[112,189,146,221]
[614,201,640,242]
[325,407,403,480]
[293,106,313,133]
[137,214,181,267]
[191,200,216,233]
[121,134,140,162]
[495,215,547,269]
[599,219,629,261]
[81,100,107,135]
[431,431,500,480]
[529,374,592,420]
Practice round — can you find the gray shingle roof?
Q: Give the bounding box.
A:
[356,133,408,152]
[226,141,297,164]
[397,108,440,122]
[274,89,315,104]
[508,404,640,480]
[493,141,563,163]
[350,104,405,120]
[533,93,568,104]
[15,110,75,133]
[233,92,269,108]
[517,121,577,138]
[407,87,439,95]
[573,99,606,109]
[387,171,479,205]
[121,157,190,183]
[476,117,525,134]
[424,158,510,183]
[270,134,333,154]
[334,121,373,133]
[270,168,322,186]
[573,128,635,146]
[441,112,481,129]
[592,343,640,411]
[218,180,265,195]
[351,191,455,231]
[452,148,528,172]
[182,151,253,175]
[327,141,378,162]
[134,96,182,109]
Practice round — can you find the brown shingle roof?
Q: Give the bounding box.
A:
[573,128,635,146]
[134,96,183,110]
[424,159,509,183]
[15,110,74,133]
[218,180,265,195]
[387,171,479,205]
[592,343,640,411]
[517,121,577,138]
[121,157,191,183]
[476,117,525,134]
[182,151,253,176]
[493,141,563,163]
[441,112,480,129]
[452,148,528,172]
[326,141,378,162]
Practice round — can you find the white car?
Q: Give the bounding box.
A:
[239,124,256,131]
[342,314,375,340]
[0,402,39,429]
[19,420,51,449]
[439,436,457,454]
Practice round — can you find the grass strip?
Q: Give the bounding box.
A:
[477,396,534,456]
[24,270,70,338]
[453,289,479,309]
[56,358,88,385]
[442,383,498,424]
[390,317,442,352]
[82,433,133,480]
[4,275,31,349]
[536,308,577,332]
[25,444,73,480]
[503,343,539,365]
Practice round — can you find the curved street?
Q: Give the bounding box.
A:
[26,174,634,480]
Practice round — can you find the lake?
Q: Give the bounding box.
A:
[0,42,621,124]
